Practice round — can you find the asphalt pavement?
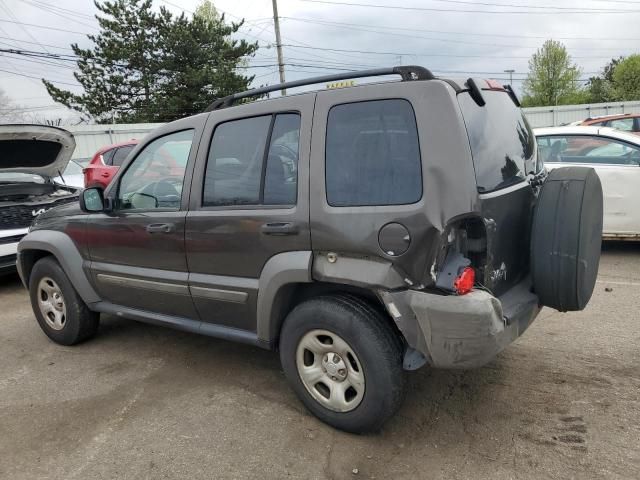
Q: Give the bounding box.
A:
[1,244,638,479]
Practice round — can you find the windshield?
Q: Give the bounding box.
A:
[459,90,536,193]
[0,172,46,184]
[63,160,84,176]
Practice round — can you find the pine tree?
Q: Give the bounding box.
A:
[154,4,258,119]
[43,0,257,123]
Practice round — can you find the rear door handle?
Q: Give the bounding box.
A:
[146,223,174,234]
[261,222,298,235]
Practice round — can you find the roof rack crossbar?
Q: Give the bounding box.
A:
[205,65,434,112]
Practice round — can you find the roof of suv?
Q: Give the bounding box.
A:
[204,65,520,113]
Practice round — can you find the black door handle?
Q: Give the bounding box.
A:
[146,223,174,233]
[261,222,298,235]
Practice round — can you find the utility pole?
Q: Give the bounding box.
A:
[504,69,515,86]
[271,0,286,96]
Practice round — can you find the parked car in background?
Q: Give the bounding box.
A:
[573,113,640,134]
[83,140,138,189]
[1,125,79,274]
[535,125,640,239]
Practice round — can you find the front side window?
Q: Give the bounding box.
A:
[537,135,640,166]
[118,129,194,210]
[203,113,300,207]
[325,99,422,207]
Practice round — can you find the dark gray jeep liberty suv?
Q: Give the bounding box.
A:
[17,66,603,433]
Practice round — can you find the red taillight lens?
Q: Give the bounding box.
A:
[454,267,475,295]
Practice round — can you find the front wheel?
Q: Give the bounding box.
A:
[29,256,100,345]
[279,295,405,433]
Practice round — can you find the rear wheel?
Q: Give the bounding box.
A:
[280,295,405,433]
[29,256,99,345]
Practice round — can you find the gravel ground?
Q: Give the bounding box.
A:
[0,244,638,480]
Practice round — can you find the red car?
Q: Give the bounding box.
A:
[83,140,138,189]
[577,113,640,134]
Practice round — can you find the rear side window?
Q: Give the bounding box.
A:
[609,118,634,132]
[459,91,536,193]
[112,145,134,167]
[325,99,422,207]
[102,148,116,165]
[203,113,300,207]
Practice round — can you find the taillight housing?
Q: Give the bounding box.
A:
[454,267,475,295]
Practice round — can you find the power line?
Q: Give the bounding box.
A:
[18,0,99,29]
[0,0,52,55]
[25,0,97,21]
[0,19,89,35]
[414,0,638,12]
[299,0,640,14]
[0,35,75,51]
[281,44,615,60]
[281,16,640,42]
[0,67,79,86]
[280,16,637,51]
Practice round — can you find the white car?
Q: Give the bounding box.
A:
[1,125,79,273]
[535,126,640,240]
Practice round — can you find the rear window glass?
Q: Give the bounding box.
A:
[459,91,536,193]
[325,99,422,207]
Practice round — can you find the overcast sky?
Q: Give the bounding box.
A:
[1,0,639,122]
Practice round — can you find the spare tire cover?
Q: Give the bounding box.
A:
[531,167,603,312]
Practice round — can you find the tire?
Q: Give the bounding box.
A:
[28,256,99,345]
[531,167,603,312]
[279,294,405,433]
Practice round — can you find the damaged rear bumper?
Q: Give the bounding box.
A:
[380,277,541,369]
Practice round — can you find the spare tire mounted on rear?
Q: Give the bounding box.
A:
[530,167,603,312]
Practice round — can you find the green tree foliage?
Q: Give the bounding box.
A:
[521,40,582,107]
[585,57,622,103]
[195,0,220,22]
[43,0,257,123]
[611,55,640,101]
[584,56,640,103]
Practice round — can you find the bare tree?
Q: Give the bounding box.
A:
[0,88,26,123]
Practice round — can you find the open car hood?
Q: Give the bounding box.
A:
[0,124,76,179]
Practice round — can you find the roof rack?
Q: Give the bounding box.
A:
[205,65,434,112]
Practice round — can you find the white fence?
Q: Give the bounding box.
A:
[68,123,163,159]
[66,101,640,159]
[523,101,640,128]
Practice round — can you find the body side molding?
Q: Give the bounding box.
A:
[93,302,267,348]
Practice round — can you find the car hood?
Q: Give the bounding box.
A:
[0,124,76,179]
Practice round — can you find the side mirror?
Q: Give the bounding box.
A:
[80,187,105,212]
